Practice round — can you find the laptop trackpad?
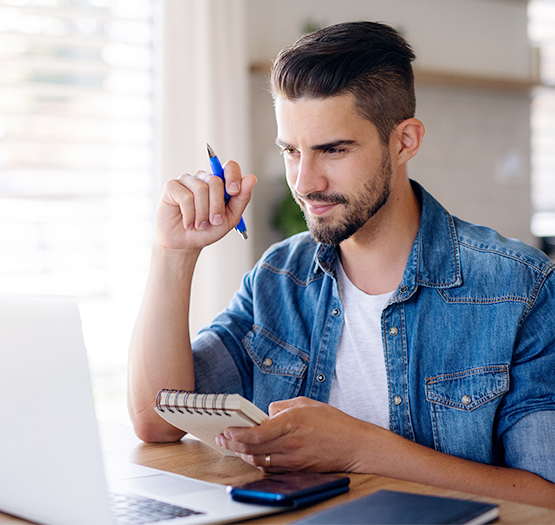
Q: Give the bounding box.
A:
[111,474,223,498]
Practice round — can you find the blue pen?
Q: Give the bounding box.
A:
[206,143,248,240]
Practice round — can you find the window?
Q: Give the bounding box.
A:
[0,0,156,423]
[529,0,555,254]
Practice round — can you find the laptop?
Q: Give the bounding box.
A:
[0,296,282,525]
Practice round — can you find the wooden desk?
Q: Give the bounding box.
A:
[2,422,555,524]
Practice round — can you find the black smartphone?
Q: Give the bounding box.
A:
[228,472,350,508]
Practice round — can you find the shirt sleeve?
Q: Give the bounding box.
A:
[191,264,258,399]
[502,410,555,482]
[192,330,246,395]
[497,269,555,480]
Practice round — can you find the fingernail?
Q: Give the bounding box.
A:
[198,221,209,230]
[212,214,223,225]
[187,223,195,231]
[228,182,239,194]
[215,436,223,447]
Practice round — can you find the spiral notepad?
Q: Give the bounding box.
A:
[155,390,268,456]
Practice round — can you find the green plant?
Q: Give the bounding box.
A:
[272,186,307,239]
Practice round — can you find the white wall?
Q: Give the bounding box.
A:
[247,0,536,260]
[248,0,532,79]
[412,84,532,244]
[159,0,252,337]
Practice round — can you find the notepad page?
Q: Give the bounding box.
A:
[155,407,262,456]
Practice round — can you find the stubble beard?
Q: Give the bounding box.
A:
[292,148,392,245]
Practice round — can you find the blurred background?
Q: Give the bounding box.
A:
[0,0,553,426]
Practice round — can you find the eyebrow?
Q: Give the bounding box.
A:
[275,138,358,151]
[275,138,291,150]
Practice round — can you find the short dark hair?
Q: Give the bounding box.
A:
[270,21,416,144]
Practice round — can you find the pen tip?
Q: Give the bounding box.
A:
[206,143,215,158]
[239,231,248,240]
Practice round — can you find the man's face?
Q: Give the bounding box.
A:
[275,94,392,245]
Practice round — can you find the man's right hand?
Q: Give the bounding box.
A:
[127,160,255,443]
[155,160,257,251]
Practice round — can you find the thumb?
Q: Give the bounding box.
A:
[268,396,322,417]
[268,398,299,418]
[227,173,257,218]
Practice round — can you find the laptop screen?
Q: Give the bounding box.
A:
[0,296,113,525]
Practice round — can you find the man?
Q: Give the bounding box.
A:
[128,21,555,508]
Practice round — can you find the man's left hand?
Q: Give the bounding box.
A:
[215,396,384,473]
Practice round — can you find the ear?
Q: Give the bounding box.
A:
[391,118,425,166]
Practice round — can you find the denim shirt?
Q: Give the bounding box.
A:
[192,182,555,480]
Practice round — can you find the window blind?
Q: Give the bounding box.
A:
[0,0,156,423]
[529,0,555,248]
[0,0,154,295]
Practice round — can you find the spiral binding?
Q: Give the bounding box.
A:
[155,390,232,417]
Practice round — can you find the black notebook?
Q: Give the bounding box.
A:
[291,490,499,525]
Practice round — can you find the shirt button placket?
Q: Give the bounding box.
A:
[312,304,340,397]
[383,304,412,439]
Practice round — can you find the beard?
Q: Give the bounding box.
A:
[292,148,392,245]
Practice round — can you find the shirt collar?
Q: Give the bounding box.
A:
[313,180,462,294]
[408,180,462,291]
[314,242,337,277]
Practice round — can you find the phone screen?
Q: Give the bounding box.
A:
[228,472,350,507]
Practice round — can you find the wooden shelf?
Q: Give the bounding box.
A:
[250,61,539,92]
[414,69,538,92]
[250,61,273,75]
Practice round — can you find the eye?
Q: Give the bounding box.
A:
[324,147,346,156]
[279,146,298,156]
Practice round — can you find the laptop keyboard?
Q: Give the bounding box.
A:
[110,493,205,524]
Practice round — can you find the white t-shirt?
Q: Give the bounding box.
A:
[327,260,394,429]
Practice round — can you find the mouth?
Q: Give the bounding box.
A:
[304,202,338,216]
[295,191,347,217]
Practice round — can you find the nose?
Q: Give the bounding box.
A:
[291,154,327,197]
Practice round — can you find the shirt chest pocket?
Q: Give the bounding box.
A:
[243,325,309,411]
[425,365,509,462]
